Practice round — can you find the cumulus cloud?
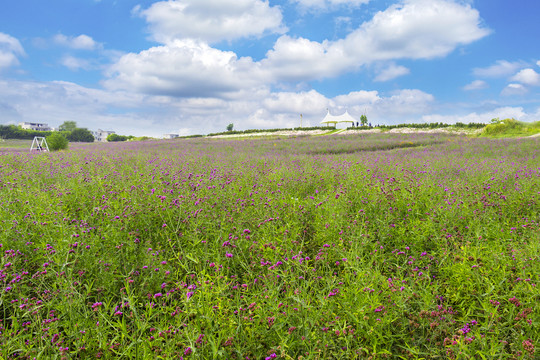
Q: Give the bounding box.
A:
[293,0,370,10]
[103,39,269,97]
[61,55,94,71]
[262,90,329,114]
[135,0,285,44]
[463,79,488,91]
[53,34,101,50]
[0,33,25,69]
[0,78,183,137]
[473,60,524,78]
[262,35,346,81]
[374,64,410,82]
[501,83,528,96]
[333,90,380,106]
[106,0,489,96]
[263,0,489,82]
[327,89,434,124]
[422,107,527,124]
[510,68,540,86]
[2,74,441,136]
[340,0,490,60]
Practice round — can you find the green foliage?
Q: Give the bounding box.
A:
[178,134,204,139]
[0,125,53,139]
[360,114,368,126]
[45,132,69,151]
[378,122,487,130]
[481,118,540,137]
[207,126,330,137]
[58,121,77,132]
[0,134,539,358]
[106,133,133,142]
[67,128,94,142]
[226,123,234,132]
[129,136,154,141]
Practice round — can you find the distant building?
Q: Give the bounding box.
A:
[92,129,115,142]
[163,134,179,139]
[19,122,53,131]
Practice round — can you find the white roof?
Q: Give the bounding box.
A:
[321,110,356,124]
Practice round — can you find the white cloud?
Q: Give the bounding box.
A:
[107,0,489,96]
[327,89,434,125]
[262,35,346,81]
[1,75,441,135]
[422,107,527,124]
[501,83,528,96]
[262,90,329,114]
[0,33,25,69]
[53,34,101,50]
[510,68,540,86]
[333,90,380,106]
[473,60,524,78]
[136,0,285,44]
[374,64,410,82]
[103,39,269,97]
[264,0,490,81]
[463,79,488,91]
[537,60,540,67]
[61,55,93,71]
[342,0,490,60]
[293,0,369,10]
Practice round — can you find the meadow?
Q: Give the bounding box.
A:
[0,133,538,359]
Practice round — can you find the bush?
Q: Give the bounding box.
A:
[46,132,69,151]
[0,125,53,140]
[482,118,522,136]
[67,128,94,142]
[107,134,132,142]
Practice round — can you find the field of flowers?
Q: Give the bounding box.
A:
[0,133,538,359]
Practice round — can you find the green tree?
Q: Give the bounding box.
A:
[67,128,94,142]
[59,121,77,132]
[46,132,69,151]
[360,114,368,127]
[107,133,132,142]
[227,123,234,132]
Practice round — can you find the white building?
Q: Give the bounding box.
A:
[19,122,53,131]
[92,129,115,142]
[163,134,179,139]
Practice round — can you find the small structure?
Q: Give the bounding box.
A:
[320,110,356,128]
[30,136,49,152]
[163,134,179,139]
[19,122,53,131]
[92,129,115,142]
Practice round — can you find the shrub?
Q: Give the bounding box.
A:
[107,134,132,142]
[67,128,94,142]
[482,118,523,136]
[46,132,69,151]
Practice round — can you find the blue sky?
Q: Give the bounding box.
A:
[1,0,539,137]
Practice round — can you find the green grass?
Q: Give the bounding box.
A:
[0,139,31,149]
[0,134,538,359]
[480,118,540,138]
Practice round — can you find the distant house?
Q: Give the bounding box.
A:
[19,122,53,131]
[92,129,115,142]
[163,134,179,139]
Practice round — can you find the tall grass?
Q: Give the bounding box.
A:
[0,134,538,359]
[481,118,540,137]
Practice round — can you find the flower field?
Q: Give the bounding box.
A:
[0,133,538,359]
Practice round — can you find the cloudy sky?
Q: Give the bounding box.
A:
[1,0,539,137]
